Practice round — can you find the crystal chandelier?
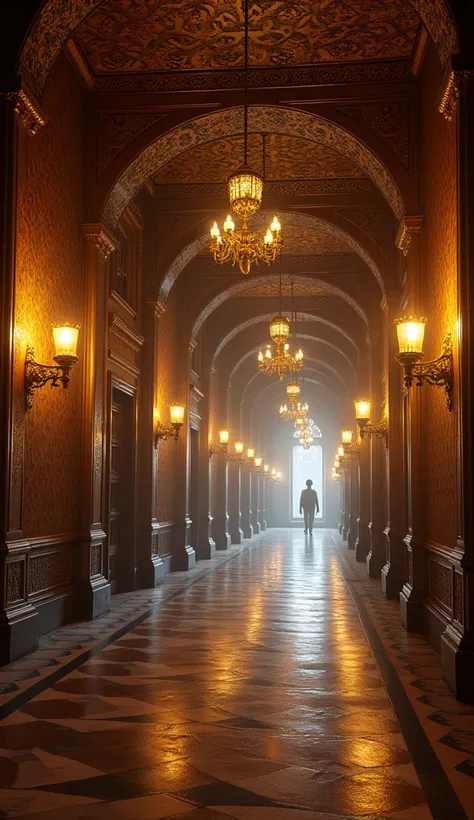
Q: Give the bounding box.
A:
[257,314,303,380]
[258,280,303,380]
[209,0,282,275]
[279,380,309,422]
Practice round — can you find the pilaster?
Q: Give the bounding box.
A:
[170,339,196,570]
[240,462,253,539]
[228,460,243,543]
[251,471,261,535]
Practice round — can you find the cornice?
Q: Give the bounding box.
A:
[93,60,414,96]
[109,313,145,352]
[0,83,46,135]
[152,178,376,200]
[83,223,119,260]
[396,215,424,256]
[438,55,474,122]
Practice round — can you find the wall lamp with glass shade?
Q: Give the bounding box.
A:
[341,428,359,458]
[247,447,255,463]
[155,403,185,444]
[354,398,388,442]
[227,441,245,461]
[395,317,453,411]
[25,323,80,412]
[210,429,230,457]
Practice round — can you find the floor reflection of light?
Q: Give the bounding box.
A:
[246,587,264,644]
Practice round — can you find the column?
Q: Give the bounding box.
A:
[240,461,253,538]
[251,470,261,535]
[366,323,388,578]
[228,459,243,543]
[171,339,196,570]
[212,451,231,550]
[136,298,164,588]
[440,64,474,700]
[195,372,215,561]
[355,436,371,561]
[338,478,345,535]
[260,475,267,530]
[342,466,350,541]
[381,292,406,599]
[347,456,359,550]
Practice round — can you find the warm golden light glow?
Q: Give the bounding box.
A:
[337,445,344,458]
[271,468,276,476]
[170,404,185,425]
[354,399,371,420]
[269,315,290,344]
[395,316,426,355]
[276,471,281,480]
[247,447,255,459]
[341,429,353,444]
[287,381,300,398]
[219,429,229,444]
[52,324,80,360]
[223,214,235,233]
[264,464,269,473]
[235,441,244,454]
[228,168,263,219]
[255,456,262,468]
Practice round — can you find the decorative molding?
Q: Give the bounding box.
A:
[91,543,102,576]
[188,338,198,354]
[83,223,118,259]
[28,549,70,596]
[109,313,144,352]
[6,560,25,605]
[152,177,376,200]
[66,38,94,88]
[149,297,166,317]
[429,558,452,611]
[108,348,140,378]
[0,87,46,135]
[93,61,415,97]
[438,59,474,122]
[454,572,463,624]
[396,215,424,256]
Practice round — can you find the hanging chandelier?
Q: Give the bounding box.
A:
[258,280,303,380]
[279,380,309,422]
[209,0,282,275]
[257,314,303,380]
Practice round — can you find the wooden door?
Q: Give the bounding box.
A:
[107,385,135,593]
[108,400,122,593]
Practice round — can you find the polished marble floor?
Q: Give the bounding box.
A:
[0,529,472,819]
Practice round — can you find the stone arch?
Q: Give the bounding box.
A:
[246,377,344,414]
[160,211,385,302]
[103,107,405,227]
[18,2,459,101]
[214,315,360,361]
[191,274,368,339]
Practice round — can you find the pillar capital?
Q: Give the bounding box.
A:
[438,53,474,122]
[396,216,424,257]
[83,223,118,260]
[0,79,46,135]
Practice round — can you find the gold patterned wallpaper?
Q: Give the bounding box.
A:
[15,54,86,538]
[153,134,364,185]
[74,0,420,74]
[418,42,457,550]
[155,292,179,523]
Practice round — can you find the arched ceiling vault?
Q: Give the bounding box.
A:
[160,211,386,302]
[19,2,458,101]
[191,273,368,340]
[227,342,357,390]
[102,107,405,227]
[214,315,359,361]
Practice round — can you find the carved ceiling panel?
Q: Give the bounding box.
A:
[153,134,364,185]
[74,0,420,75]
[337,101,410,169]
[232,280,328,299]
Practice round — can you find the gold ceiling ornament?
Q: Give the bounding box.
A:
[279,380,309,422]
[209,0,282,275]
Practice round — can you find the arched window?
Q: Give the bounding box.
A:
[292,445,323,521]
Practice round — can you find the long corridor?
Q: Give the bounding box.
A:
[0,531,471,819]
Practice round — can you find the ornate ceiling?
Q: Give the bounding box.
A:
[232,280,329,299]
[153,134,364,185]
[74,0,421,75]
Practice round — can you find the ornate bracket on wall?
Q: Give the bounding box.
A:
[25,345,78,412]
[397,333,454,411]
[396,215,424,256]
[438,56,474,122]
[0,83,46,135]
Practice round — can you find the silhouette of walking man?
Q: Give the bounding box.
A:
[299,479,319,535]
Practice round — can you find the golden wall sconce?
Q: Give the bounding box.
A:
[155,403,185,444]
[210,429,230,457]
[25,324,80,412]
[354,398,388,443]
[340,429,359,459]
[227,441,245,462]
[247,447,255,463]
[395,317,453,411]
